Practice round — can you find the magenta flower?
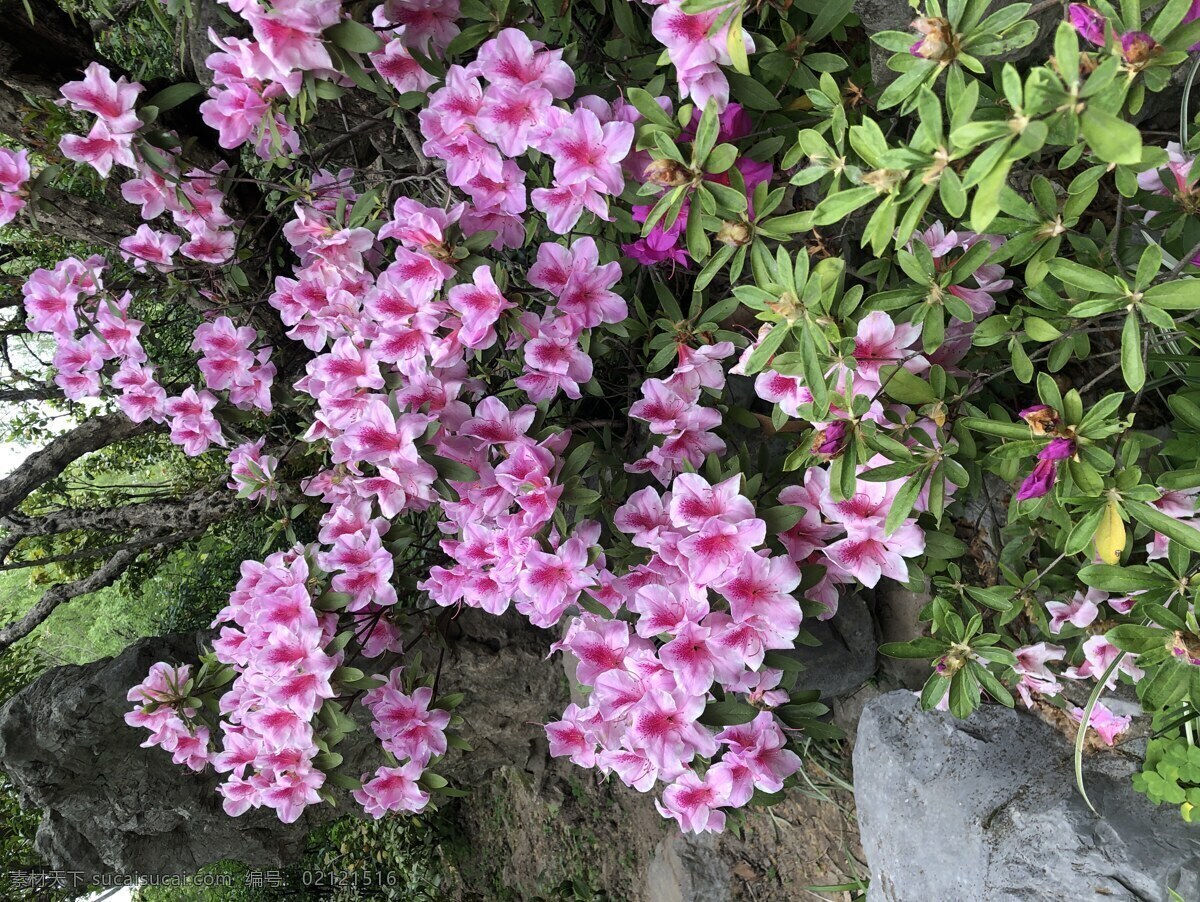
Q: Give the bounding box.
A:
[1067,4,1107,45]
[1119,30,1160,64]
[623,203,690,267]
[1016,437,1075,501]
[812,420,851,460]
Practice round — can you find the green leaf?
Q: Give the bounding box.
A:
[878,365,937,405]
[1143,279,1200,310]
[744,321,789,374]
[812,187,877,226]
[879,637,946,659]
[1121,313,1145,391]
[884,470,926,535]
[1081,107,1142,165]
[1127,500,1200,552]
[1048,259,1118,294]
[325,19,385,54]
[429,454,478,483]
[698,700,759,726]
[760,505,805,533]
[1079,563,1173,592]
[144,82,204,112]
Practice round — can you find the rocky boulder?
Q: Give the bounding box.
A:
[0,608,565,878]
[854,691,1200,901]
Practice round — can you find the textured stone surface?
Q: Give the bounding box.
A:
[0,608,565,877]
[645,833,731,902]
[0,631,339,878]
[855,691,1200,901]
[790,591,878,700]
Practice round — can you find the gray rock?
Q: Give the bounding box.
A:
[0,632,343,879]
[855,0,1059,90]
[0,609,566,878]
[873,581,932,690]
[854,691,1200,901]
[790,591,878,700]
[644,832,731,902]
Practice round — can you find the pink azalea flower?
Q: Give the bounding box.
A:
[656,770,728,834]
[258,767,324,824]
[353,762,432,817]
[0,147,31,226]
[59,119,137,178]
[470,28,575,98]
[824,521,925,589]
[546,703,600,768]
[370,37,438,94]
[1065,636,1145,690]
[531,180,611,234]
[120,225,182,272]
[1046,589,1102,634]
[1069,701,1132,747]
[448,265,513,350]
[544,107,633,197]
[59,62,143,133]
[1013,642,1065,707]
[245,0,340,75]
[852,311,926,388]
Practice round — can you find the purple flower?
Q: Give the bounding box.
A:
[1016,438,1075,501]
[1067,4,1107,45]
[1017,458,1058,501]
[1120,31,1161,65]
[1041,437,1076,461]
[812,420,851,459]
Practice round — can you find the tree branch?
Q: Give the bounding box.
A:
[0,413,158,521]
[0,529,166,652]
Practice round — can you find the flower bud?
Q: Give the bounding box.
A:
[1120,31,1161,67]
[812,420,850,459]
[717,221,752,246]
[644,158,694,188]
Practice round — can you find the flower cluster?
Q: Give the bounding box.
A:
[21,257,153,402]
[0,147,31,227]
[125,663,211,771]
[192,315,276,415]
[648,0,753,111]
[202,546,340,823]
[544,473,803,833]
[627,343,733,484]
[419,28,633,236]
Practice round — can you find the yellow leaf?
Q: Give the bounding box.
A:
[1094,499,1125,565]
[727,11,750,76]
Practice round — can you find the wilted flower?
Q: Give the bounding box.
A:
[1018,404,1061,436]
[910,17,958,61]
